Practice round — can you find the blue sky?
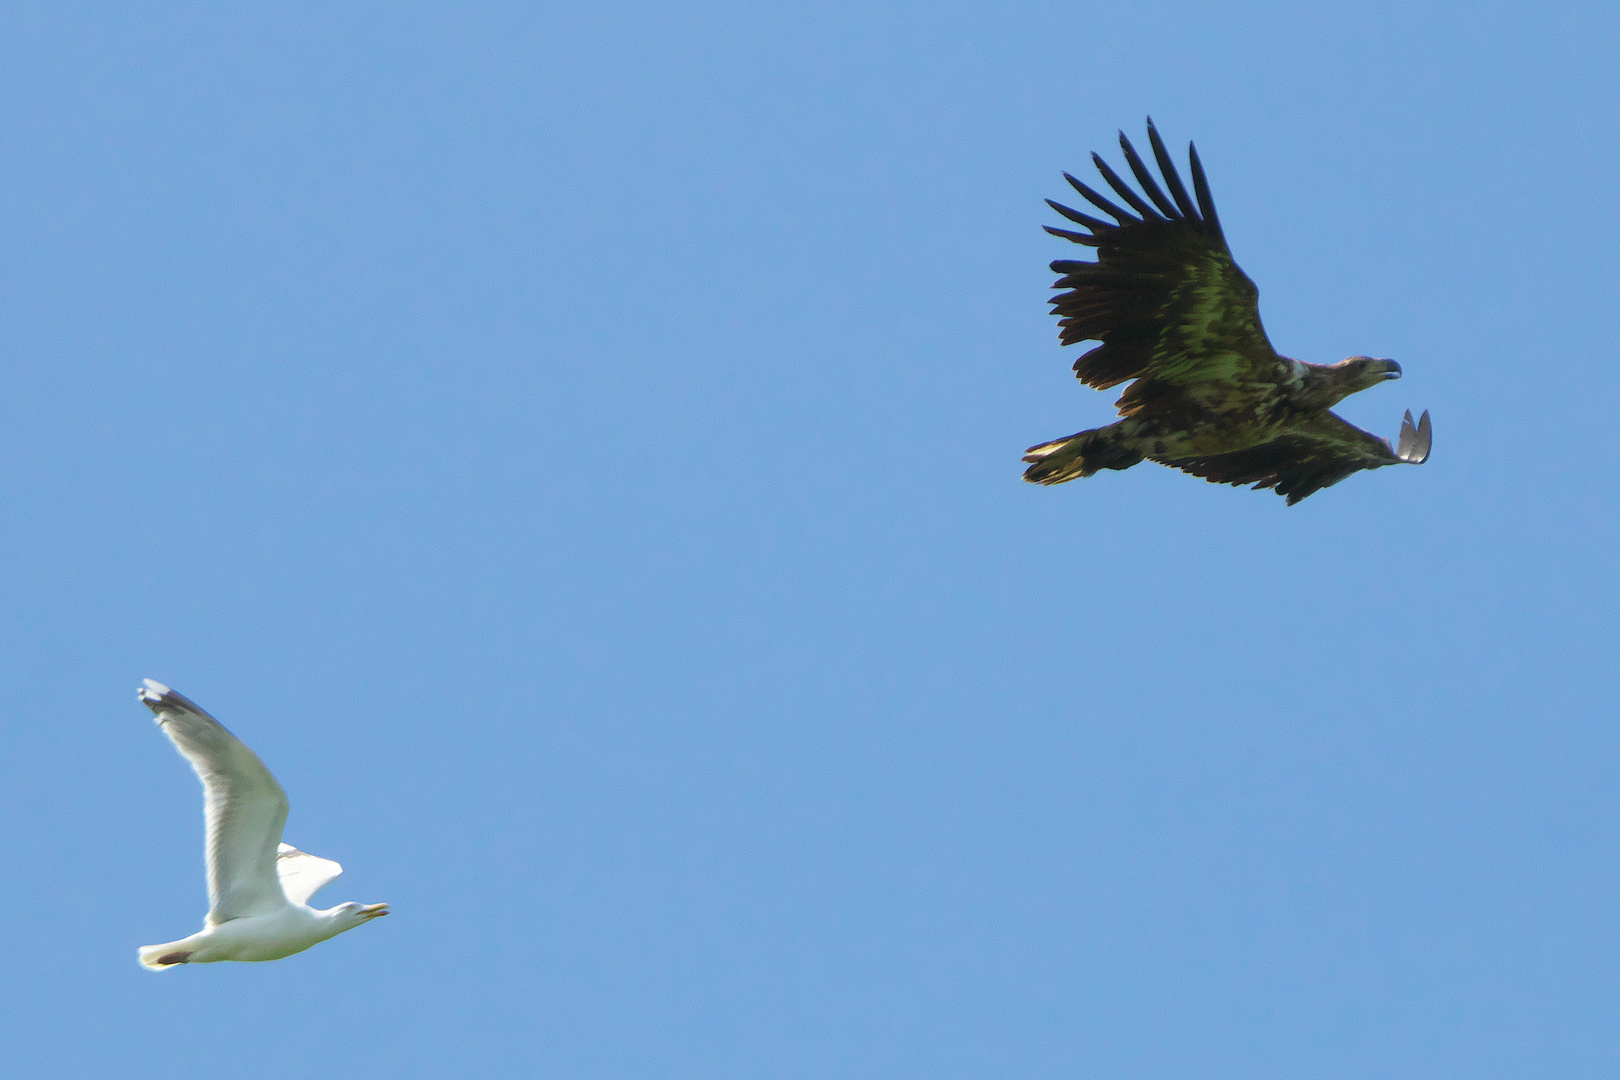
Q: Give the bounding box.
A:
[1,2,1617,1077]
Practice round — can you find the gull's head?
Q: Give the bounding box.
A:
[337,901,391,926]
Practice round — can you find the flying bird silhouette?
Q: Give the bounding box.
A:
[135,680,388,970]
[1023,119,1430,504]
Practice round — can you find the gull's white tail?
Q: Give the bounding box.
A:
[137,939,194,971]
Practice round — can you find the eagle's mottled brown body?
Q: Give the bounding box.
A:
[1023,120,1430,504]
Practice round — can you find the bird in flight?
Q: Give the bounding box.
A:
[1022,119,1430,504]
[135,679,388,969]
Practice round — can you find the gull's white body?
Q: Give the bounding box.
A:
[139,878,360,966]
[136,680,388,970]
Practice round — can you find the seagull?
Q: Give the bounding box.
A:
[135,679,389,970]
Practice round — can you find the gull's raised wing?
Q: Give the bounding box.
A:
[1046,119,1288,413]
[1162,410,1431,505]
[276,843,344,906]
[139,680,290,924]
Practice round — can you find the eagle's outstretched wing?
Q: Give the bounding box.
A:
[1163,410,1432,504]
[1046,120,1287,411]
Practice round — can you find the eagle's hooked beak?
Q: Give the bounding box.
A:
[1378,359,1402,380]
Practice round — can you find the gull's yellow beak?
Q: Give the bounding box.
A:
[360,903,390,918]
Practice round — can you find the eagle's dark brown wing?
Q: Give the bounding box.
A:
[1047,120,1286,411]
[1163,410,1432,505]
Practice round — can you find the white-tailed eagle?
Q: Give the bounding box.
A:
[1023,120,1430,504]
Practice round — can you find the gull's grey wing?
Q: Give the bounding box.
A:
[139,680,290,924]
[1162,409,1431,504]
[1393,409,1432,464]
[276,843,344,906]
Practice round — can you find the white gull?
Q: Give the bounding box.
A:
[136,679,389,970]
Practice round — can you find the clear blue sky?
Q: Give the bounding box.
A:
[1,2,1617,1077]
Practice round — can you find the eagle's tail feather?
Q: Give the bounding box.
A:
[1022,428,1142,484]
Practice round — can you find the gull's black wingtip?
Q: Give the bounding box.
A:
[138,679,210,720]
[138,678,172,708]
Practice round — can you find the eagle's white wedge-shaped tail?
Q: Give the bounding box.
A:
[136,680,388,970]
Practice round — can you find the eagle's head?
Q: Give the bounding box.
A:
[1313,355,1400,405]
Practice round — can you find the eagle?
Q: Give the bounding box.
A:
[1022,120,1430,504]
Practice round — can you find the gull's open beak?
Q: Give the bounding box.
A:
[1379,359,1402,380]
[360,903,390,918]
